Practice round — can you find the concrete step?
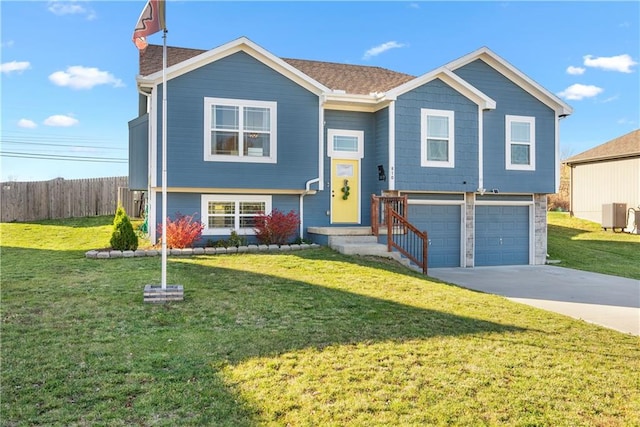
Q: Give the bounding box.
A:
[332,242,390,256]
[328,235,378,247]
[326,233,422,273]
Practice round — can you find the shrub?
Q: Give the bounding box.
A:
[157,212,204,249]
[547,194,570,212]
[228,230,247,247]
[110,206,138,251]
[254,209,300,246]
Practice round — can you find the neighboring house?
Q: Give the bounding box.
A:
[129,37,572,267]
[564,129,640,226]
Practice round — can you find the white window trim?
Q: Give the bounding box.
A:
[204,97,277,164]
[505,115,535,171]
[421,108,455,168]
[201,194,272,236]
[327,129,364,159]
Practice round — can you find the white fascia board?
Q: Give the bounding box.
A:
[385,67,496,110]
[141,37,330,96]
[445,47,573,116]
[323,93,382,113]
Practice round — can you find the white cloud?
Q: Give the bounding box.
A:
[44,115,79,127]
[566,66,585,75]
[1,61,31,74]
[617,118,636,125]
[583,54,637,73]
[363,41,407,60]
[1,40,15,48]
[17,119,38,129]
[557,84,604,100]
[48,1,96,20]
[409,3,420,9]
[49,66,124,90]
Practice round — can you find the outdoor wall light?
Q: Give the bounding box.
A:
[377,164,386,181]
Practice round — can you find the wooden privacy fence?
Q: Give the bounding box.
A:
[0,176,143,222]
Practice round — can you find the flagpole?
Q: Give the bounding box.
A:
[161,28,168,290]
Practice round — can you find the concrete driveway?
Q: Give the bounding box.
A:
[428,265,640,336]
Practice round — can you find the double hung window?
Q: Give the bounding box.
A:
[201,195,272,235]
[421,109,455,168]
[506,115,535,170]
[204,97,277,163]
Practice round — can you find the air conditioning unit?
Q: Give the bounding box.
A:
[602,203,627,231]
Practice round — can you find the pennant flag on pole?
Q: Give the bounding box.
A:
[133,0,166,50]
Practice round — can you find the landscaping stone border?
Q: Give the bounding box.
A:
[85,243,321,259]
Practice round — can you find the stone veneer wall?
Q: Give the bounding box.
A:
[465,193,475,267]
[534,194,548,265]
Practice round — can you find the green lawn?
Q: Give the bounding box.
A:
[1,216,639,426]
[547,211,640,279]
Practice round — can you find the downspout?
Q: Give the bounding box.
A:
[299,96,326,238]
[478,105,484,192]
[299,178,320,237]
[137,84,153,240]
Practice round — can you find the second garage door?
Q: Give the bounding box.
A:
[408,204,462,268]
[475,205,530,266]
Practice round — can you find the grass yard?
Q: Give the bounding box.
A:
[1,216,639,426]
[547,211,640,280]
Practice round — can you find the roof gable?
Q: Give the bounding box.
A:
[137,37,330,95]
[565,129,640,164]
[445,47,573,116]
[386,66,496,110]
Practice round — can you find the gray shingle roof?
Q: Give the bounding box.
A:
[565,129,640,164]
[139,44,415,95]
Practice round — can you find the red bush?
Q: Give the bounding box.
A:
[254,209,300,245]
[157,212,204,248]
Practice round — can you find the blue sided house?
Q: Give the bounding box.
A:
[129,37,572,268]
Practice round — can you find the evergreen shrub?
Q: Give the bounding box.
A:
[110,206,139,251]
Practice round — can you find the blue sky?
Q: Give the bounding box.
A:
[1,1,638,182]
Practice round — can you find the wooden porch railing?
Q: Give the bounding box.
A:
[386,204,429,275]
[371,194,428,274]
[371,194,408,235]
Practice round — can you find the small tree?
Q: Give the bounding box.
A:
[110,206,138,251]
[254,209,300,246]
[157,212,204,249]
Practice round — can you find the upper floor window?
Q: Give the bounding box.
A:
[421,109,454,168]
[506,115,535,171]
[204,97,277,163]
[201,194,272,235]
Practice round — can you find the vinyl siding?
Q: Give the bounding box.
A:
[454,59,556,194]
[394,78,479,192]
[128,114,149,190]
[570,157,640,224]
[374,107,389,194]
[154,51,320,190]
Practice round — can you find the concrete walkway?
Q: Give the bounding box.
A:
[428,265,640,336]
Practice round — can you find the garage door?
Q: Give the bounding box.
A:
[408,204,461,268]
[475,205,529,266]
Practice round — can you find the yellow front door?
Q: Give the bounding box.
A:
[331,158,359,223]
